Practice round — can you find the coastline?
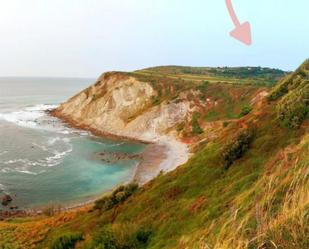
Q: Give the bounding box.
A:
[49,109,190,185]
[0,110,190,220]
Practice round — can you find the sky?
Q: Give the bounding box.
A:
[0,0,308,78]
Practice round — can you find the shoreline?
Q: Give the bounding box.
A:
[1,110,190,219]
[133,136,190,184]
[49,109,190,185]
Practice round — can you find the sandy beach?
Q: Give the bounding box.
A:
[134,136,190,184]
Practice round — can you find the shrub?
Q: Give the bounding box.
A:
[192,113,203,135]
[239,105,252,117]
[49,232,83,249]
[88,225,152,249]
[91,227,117,249]
[223,121,230,128]
[94,183,138,211]
[222,129,255,170]
[135,228,152,245]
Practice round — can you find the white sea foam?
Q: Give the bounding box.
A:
[0,104,57,129]
[0,104,90,136]
[25,104,58,112]
[0,183,7,191]
[1,166,44,175]
[45,147,73,167]
[48,137,70,145]
[0,168,12,173]
[17,169,39,175]
[0,104,93,176]
[2,142,73,174]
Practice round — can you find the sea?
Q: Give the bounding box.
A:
[0,77,144,209]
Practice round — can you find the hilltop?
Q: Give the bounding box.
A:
[0,62,308,249]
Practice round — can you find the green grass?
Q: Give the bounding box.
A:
[135,66,286,87]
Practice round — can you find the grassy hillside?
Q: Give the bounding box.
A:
[134,66,286,87]
[0,63,308,249]
[126,67,286,134]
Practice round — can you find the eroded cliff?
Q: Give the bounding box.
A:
[53,72,193,141]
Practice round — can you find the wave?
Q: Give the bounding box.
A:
[0,183,7,191]
[24,104,58,112]
[0,167,45,175]
[0,104,57,129]
[45,146,73,166]
[0,104,90,136]
[47,137,71,145]
[2,143,73,175]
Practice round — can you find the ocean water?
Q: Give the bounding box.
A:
[0,78,144,208]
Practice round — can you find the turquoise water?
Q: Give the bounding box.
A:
[0,78,144,208]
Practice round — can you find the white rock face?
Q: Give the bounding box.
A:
[56,73,191,141]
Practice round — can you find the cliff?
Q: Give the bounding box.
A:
[53,66,285,142]
[53,72,192,141]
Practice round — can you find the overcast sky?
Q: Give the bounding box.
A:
[0,0,308,77]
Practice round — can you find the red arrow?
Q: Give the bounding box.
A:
[226,0,252,45]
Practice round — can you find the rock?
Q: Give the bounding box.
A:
[1,194,13,206]
[53,73,190,139]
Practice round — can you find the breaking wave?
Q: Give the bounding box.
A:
[0,104,89,136]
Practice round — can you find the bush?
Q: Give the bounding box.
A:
[50,232,83,249]
[94,183,138,211]
[192,113,203,135]
[239,105,252,117]
[91,227,117,249]
[88,226,152,249]
[223,121,230,128]
[222,129,255,170]
[135,228,152,245]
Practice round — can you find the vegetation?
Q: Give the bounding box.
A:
[94,183,139,211]
[86,226,153,249]
[239,105,253,117]
[191,113,203,135]
[222,128,255,169]
[277,81,309,128]
[139,66,286,86]
[268,60,309,128]
[50,232,83,249]
[89,227,117,249]
[268,59,308,101]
